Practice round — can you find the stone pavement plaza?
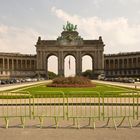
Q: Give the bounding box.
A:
[0,119,140,140]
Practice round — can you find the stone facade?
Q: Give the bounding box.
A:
[36,30,105,78]
[0,52,36,78]
[104,52,140,77]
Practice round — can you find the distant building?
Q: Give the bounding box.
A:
[0,52,36,78]
[104,52,140,78]
[0,51,140,79]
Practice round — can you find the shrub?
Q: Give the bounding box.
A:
[82,70,94,79]
[48,71,57,79]
[47,76,96,87]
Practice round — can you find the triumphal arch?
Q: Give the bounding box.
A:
[36,22,105,78]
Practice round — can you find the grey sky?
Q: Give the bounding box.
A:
[0,0,140,75]
[0,0,140,53]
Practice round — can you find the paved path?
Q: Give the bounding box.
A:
[0,80,51,91]
[0,127,140,140]
[92,80,140,89]
[0,120,139,140]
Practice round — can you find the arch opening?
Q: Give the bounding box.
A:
[64,55,76,77]
[47,55,58,75]
[82,55,93,72]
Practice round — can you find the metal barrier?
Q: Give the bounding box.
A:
[31,91,65,128]
[101,91,139,129]
[0,90,139,129]
[66,91,100,128]
[136,91,140,126]
[0,91,31,128]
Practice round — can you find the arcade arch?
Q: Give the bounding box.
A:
[47,55,58,76]
[82,55,93,72]
[64,55,76,77]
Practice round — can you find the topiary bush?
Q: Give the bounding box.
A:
[47,76,96,87]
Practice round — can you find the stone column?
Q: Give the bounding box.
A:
[16,59,18,70]
[26,60,28,70]
[43,52,46,70]
[94,51,98,70]
[7,58,9,70]
[102,51,104,71]
[12,59,14,70]
[107,59,110,70]
[127,58,129,69]
[76,51,82,76]
[97,50,100,70]
[122,58,124,69]
[40,51,43,70]
[28,60,31,70]
[92,55,94,74]
[21,59,23,69]
[98,51,102,70]
[46,58,48,79]
[98,50,104,74]
[37,50,41,70]
[136,57,138,68]
[2,58,5,70]
[58,51,64,76]
[19,60,22,70]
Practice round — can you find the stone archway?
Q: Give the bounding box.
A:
[36,22,105,79]
[82,55,93,72]
[48,55,58,74]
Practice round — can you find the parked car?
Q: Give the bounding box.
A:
[134,78,139,82]
[1,79,6,85]
[127,78,135,83]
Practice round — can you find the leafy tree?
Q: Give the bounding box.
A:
[48,71,57,79]
[81,70,93,79]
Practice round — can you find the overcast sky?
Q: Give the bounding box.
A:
[0,0,140,75]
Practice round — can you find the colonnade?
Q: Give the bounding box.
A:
[0,58,36,71]
[0,53,36,77]
[104,53,140,77]
[105,57,140,70]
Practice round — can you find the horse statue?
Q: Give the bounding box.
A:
[63,21,77,31]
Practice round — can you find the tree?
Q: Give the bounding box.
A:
[48,71,57,79]
[81,70,93,79]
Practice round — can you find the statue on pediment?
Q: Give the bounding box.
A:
[63,21,77,31]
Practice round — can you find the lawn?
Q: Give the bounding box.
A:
[12,83,138,97]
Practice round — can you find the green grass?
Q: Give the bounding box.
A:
[15,83,138,97]
[1,82,139,98]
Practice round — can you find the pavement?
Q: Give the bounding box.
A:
[92,80,140,89]
[0,118,140,140]
[0,127,140,140]
[0,80,51,91]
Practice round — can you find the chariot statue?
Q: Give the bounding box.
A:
[63,21,77,31]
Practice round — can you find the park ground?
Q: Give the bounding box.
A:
[0,127,140,140]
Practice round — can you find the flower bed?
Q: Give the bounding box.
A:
[47,76,96,87]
